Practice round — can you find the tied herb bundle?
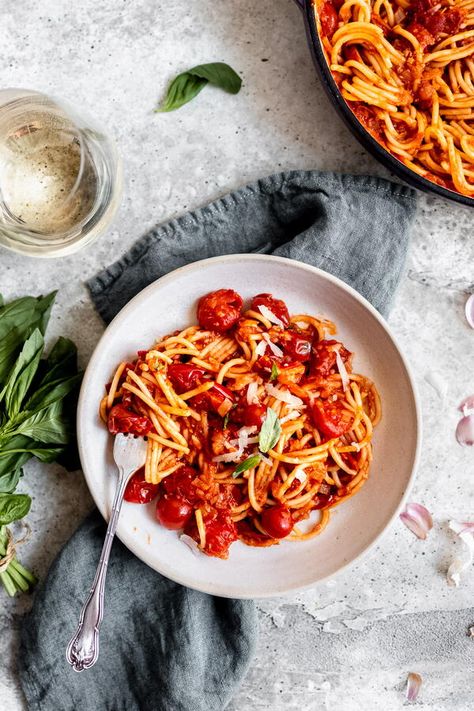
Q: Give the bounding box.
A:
[0,292,81,596]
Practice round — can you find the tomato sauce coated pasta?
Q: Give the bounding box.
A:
[101,290,381,559]
[315,0,474,196]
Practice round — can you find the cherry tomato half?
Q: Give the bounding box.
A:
[197,289,243,333]
[311,399,353,439]
[251,294,290,327]
[167,363,207,393]
[156,495,193,530]
[107,404,153,436]
[261,505,293,539]
[124,467,159,504]
[310,339,352,378]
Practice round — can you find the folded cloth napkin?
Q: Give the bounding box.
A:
[19,170,417,711]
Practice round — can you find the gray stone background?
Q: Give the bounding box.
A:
[1,1,473,709]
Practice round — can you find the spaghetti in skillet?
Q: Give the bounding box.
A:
[315,0,474,196]
[101,290,381,559]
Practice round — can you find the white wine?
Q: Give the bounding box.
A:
[0,90,121,257]
[0,126,96,234]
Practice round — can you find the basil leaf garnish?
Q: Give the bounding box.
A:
[270,363,279,381]
[156,62,242,113]
[232,454,261,478]
[259,407,281,453]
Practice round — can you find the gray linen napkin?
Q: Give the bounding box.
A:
[19,170,417,711]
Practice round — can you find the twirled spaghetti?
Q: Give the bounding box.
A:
[315,0,474,196]
[101,290,381,558]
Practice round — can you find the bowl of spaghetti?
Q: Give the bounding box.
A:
[78,255,420,597]
[296,0,474,205]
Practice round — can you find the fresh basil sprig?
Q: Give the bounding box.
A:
[259,408,281,453]
[0,292,81,596]
[157,62,242,113]
[232,454,261,478]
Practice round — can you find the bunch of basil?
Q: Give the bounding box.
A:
[0,292,81,596]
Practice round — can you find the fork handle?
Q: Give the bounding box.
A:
[66,467,129,672]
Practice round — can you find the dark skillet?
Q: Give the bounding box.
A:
[293,0,474,207]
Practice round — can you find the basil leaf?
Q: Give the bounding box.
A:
[189,63,242,93]
[157,62,242,112]
[0,292,56,384]
[24,372,82,414]
[232,454,261,478]
[14,400,71,445]
[0,435,34,477]
[222,412,230,429]
[0,493,31,525]
[270,363,279,381]
[42,337,78,382]
[259,407,281,453]
[0,329,44,418]
[157,73,207,113]
[0,467,22,494]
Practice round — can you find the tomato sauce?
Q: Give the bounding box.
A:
[118,289,357,559]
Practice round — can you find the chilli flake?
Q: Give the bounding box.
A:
[447,520,474,587]
[257,304,285,328]
[399,503,433,540]
[406,672,422,703]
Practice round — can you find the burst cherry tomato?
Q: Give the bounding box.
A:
[320,1,338,38]
[313,493,334,509]
[277,329,313,362]
[156,495,193,530]
[311,399,353,439]
[251,294,290,327]
[107,404,153,436]
[261,505,293,539]
[254,354,304,383]
[241,403,266,427]
[197,289,243,333]
[167,363,207,393]
[310,339,352,378]
[203,512,238,558]
[124,467,159,504]
[192,382,234,416]
[162,465,199,504]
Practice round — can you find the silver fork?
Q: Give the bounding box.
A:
[66,433,147,672]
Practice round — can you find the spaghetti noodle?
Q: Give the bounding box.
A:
[315,0,474,196]
[101,290,381,559]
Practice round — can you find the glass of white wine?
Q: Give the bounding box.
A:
[0,89,122,257]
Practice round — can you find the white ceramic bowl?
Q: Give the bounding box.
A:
[78,255,421,598]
